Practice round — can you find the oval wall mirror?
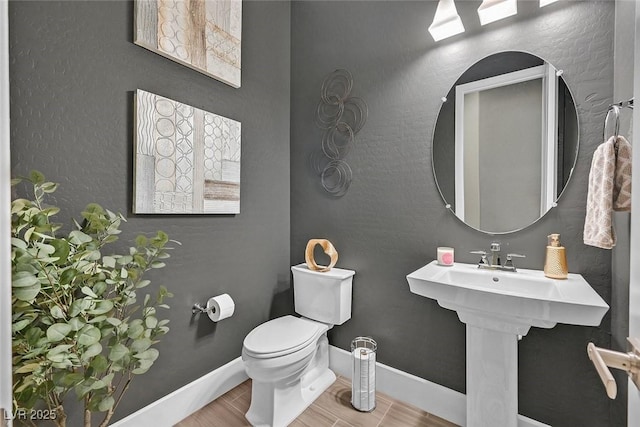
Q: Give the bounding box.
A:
[432,51,579,234]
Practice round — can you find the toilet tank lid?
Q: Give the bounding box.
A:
[243,315,324,356]
[291,263,355,279]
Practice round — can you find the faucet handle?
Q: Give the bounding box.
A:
[470,250,489,265]
[506,253,526,259]
[504,253,525,271]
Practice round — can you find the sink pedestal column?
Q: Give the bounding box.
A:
[455,310,536,427]
[466,325,518,427]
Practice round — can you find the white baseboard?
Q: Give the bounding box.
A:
[111,357,248,427]
[328,345,550,427]
[111,346,550,427]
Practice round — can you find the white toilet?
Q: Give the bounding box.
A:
[242,263,355,427]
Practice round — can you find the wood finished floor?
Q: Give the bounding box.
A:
[175,376,458,427]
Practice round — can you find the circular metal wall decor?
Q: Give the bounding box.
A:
[312,69,368,197]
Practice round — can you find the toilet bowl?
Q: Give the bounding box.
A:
[242,264,355,427]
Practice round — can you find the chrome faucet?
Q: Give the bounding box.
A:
[489,242,501,266]
[470,242,525,272]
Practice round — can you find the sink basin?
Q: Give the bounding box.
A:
[407,260,609,427]
[407,260,608,332]
[429,265,562,299]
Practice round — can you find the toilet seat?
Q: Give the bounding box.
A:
[243,315,328,359]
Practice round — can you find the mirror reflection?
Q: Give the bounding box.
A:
[432,51,578,234]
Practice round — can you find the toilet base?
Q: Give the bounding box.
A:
[245,369,335,427]
[245,336,335,427]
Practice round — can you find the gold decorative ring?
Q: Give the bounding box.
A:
[305,239,339,272]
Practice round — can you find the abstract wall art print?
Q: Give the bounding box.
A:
[135,0,242,88]
[134,89,241,214]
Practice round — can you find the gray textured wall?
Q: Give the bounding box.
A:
[9,0,290,423]
[291,1,616,426]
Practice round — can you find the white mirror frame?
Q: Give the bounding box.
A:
[453,62,558,225]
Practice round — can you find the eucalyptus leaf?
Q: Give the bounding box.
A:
[145,316,158,329]
[68,230,92,245]
[106,317,121,327]
[40,182,59,193]
[108,343,129,362]
[47,352,68,364]
[116,255,133,265]
[48,344,74,356]
[11,237,27,249]
[74,381,93,399]
[50,306,65,319]
[127,322,144,339]
[59,372,84,387]
[77,325,101,346]
[34,242,55,255]
[90,378,107,391]
[46,323,72,342]
[29,170,45,184]
[12,319,32,333]
[98,396,115,412]
[135,279,151,289]
[135,235,147,247]
[42,206,60,216]
[88,315,107,324]
[59,268,78,286]
[23,227,35,241]
[88,300,114,315]
[131,338,152,353]
[86,250,102,261]
[102,256,116,268]
[81,286,98,298]
[13,283,41,302]
[50,239,70,265]
[14,363,42,374]
[69,300,85,317]
[81,343,103,362]
[93,281,107,296]
[133,348,159,362]
[12,271,39,288]
[132,359,154,375]
[89,355,108,374]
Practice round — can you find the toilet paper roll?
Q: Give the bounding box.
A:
[206,293,235,322]
[351,347,376,411]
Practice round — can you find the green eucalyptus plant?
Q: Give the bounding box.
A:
[11,171,176,427]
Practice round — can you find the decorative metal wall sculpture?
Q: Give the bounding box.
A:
[134,0,242,88]
[134,89,241,214]
[312,69,368,197]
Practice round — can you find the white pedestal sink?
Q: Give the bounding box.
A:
[407,261,609,427]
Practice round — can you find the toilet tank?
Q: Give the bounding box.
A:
[291,263,355,325]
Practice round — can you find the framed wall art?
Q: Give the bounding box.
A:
[134,89,241,214]
[135,0,242,88]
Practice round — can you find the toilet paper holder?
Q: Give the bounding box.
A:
[192,302,213,314]
[191,294,235,322]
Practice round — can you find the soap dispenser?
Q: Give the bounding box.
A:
[544,233,568,279]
